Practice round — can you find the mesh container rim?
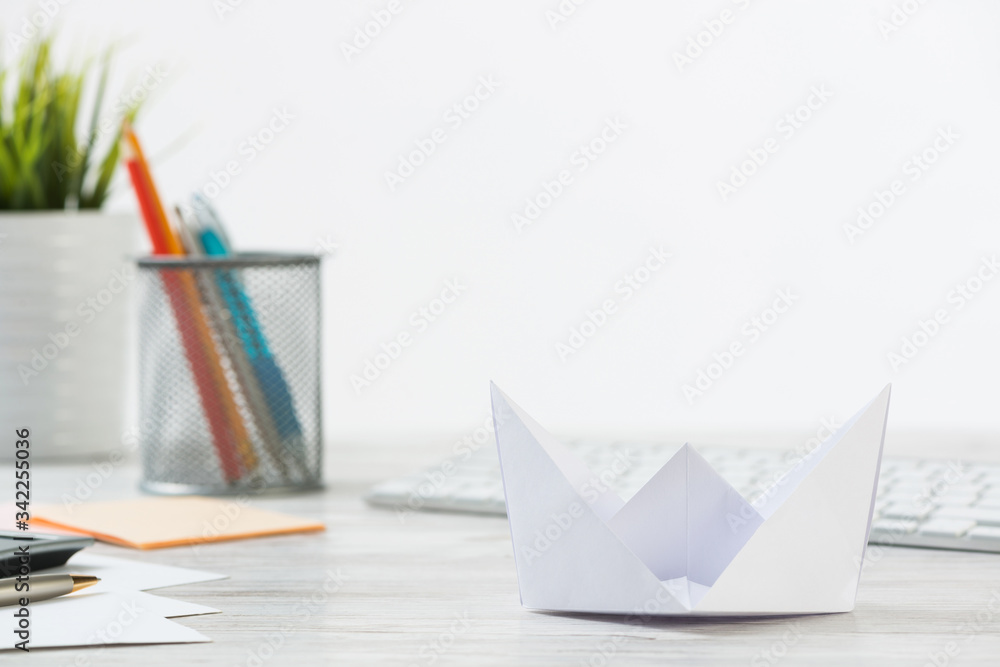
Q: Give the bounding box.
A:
[136,252,322,269]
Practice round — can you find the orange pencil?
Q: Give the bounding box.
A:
[122,125,257,479]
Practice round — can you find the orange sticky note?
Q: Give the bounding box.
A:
[33,496,324,549]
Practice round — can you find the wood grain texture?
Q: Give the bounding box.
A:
[16,436,1000,666]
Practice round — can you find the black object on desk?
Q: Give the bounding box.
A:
[0,531,94,577]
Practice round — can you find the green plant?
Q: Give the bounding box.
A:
[0,34,140,210]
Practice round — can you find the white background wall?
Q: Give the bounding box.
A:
[4,0,999,443]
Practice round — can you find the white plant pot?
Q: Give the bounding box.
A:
[0,211,137,459]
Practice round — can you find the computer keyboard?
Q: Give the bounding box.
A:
[366,440,1000,554]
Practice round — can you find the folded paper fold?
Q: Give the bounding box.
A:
[490,383,891,616]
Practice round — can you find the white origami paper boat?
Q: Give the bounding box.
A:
[490,383,891,617]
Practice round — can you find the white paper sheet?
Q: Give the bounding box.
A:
[491,382,892,616]
[1,553,223,650]
[121,590,220,618]
[46,552,227,594]
[2,591,211,651]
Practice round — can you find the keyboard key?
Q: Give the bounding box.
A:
[960,470,987,484]
[893,471,932,482]
[368,481,419,501]
[454,486,504,507]
[976,500,1000,510]
[968,526,1000,541]
[484,498,507,514]
[935,496,978,508]
[935,507,1000,526]
[917,519,976,538]
[880,503,933,521]
[879,491,923,506]
[886,485,927,497]
[870,519,917,535]
[936,484,984,497]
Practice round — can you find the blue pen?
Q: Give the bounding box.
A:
[191,195,310,477]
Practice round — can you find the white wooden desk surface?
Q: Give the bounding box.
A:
[15,434,1000,666]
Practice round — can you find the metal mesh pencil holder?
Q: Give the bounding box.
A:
[136,253,323,494]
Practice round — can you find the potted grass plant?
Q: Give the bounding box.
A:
[0,34,148,458]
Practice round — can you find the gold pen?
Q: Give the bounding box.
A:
[0,574,100,607]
